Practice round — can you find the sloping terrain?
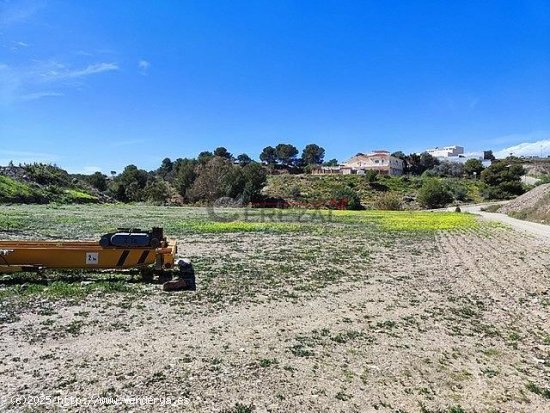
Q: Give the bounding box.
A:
[499,183,550,224]
[264,174,483,208]
[0,166,99,204]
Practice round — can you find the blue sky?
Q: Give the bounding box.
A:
[1,0,549,173]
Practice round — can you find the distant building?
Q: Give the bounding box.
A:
[426,145,464,158]
[312,150,404,176]
[425,145,491,167]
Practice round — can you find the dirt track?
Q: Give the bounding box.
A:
[449,204,550,240]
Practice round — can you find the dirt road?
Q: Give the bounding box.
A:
[456,204,550,241]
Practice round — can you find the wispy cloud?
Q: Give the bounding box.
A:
[42,62,119,81]
[138,59,150,75]
[0,61,119,104]
[495,139,550,158]
[0,0,45,28]
[6,40,30,51]
[19,91,64,101]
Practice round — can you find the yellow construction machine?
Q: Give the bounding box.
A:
[0,227,194,291]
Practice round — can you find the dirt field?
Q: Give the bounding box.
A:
[0,205,549,412]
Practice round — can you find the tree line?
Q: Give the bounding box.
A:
[5,143,525,207]
[85,143,336,204]
[80,144,524,206]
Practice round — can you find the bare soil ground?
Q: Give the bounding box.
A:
[0,206,549,412]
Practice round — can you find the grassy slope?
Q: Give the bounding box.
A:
[0,176,48,203]
[264,174,483,208]
[0,175,98,204]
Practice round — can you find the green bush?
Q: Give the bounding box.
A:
[85,171,108,191]
[24,163,70,186]
[330,187,362,210]
[364,170,378,182]
[373,192,402,210]
[144,179,169,204]
[481,160,525,199]
[417,179,453,209]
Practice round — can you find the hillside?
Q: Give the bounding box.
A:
[499,183,550,224]
[0,165,100,204]
[523,159,550,178]
[264,174,484,209]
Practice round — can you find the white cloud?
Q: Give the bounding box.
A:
[0,61,119,104]
[19,91,64,101]
[42,62,119,81]
[7,40,30,50]
[0,0,45,28]
[138,59,150,75]
[495,139,550,158]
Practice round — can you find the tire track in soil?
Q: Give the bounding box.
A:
[436,228,550,331]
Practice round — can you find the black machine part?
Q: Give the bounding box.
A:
[99,227,164,248]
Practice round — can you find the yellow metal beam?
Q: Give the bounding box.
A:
[0,240,176,272]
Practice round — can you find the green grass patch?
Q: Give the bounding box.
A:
[525,382,550,399]
[0,280,134,300]
[64,189,98,203]
[0,176,48,203]
[0,215,25,230]
[175,220,302,234]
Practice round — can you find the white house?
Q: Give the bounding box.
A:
[313,150,404,176]
[426,145,464,158]
[343,150,404,176]
[425,145,492,167]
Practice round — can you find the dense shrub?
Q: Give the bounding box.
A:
[464,159,484,176]
[364,170,378,183]
[144,178,170,204]
[481,161,525,199]
[187,157,266,203]
[111,165,149,201]
[24,163,70,186]
[417,179,453,208]
[85,172,108,191]
[373,192,402,210]
[426,161,464,178]
[482,181,525,200]
[330,187,362,210]
[173,158,198,201]
[445,180,471,202]
[241,162,267,203]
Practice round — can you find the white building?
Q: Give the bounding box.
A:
[425,145,492,167]
[426,145,464,158]
[344,150,404,176]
